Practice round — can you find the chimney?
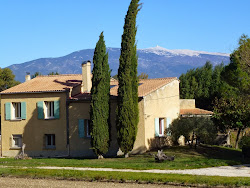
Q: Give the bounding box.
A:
[25,72,31,82]
[81,60,92,93]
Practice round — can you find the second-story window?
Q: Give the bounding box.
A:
[12,102,21,119]
[45,101,54,119]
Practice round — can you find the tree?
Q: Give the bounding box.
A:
[31,72,42,79]
[168,117,217,148]
[179,62,225,110]
[213,96,249,148]
[138,72,148,79]
[112,74,118,80]
[0,68,20,92]
[0,68,20,115]
[117,0,141,157]
[48,72,59,75]
[231,34,250,75]
[90,32,111,158]
[213,35,250,149]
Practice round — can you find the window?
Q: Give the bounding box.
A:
[85,119,91,138]
[5,102,26,121]
[12,102,21,119]
[37,100,59,120]
[45,101,54,119]
[155,117,165,137]
[45,134,55,149]
[159,118,165,136]
[78,119,91,138]
[12,135,22,148]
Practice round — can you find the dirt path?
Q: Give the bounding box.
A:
[0,177,185,188]
[37,164,250,177]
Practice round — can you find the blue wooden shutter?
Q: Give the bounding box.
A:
[54,100,60,119]
[78,119,85,138]
[155,118,159,137]
[166,117,171,128]
[37,101,44,119]
[21,102,26,120]
[5,102,11,120]
[166,117,171,136]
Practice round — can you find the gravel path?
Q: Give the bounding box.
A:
[1,164,250,177]
[0,177,185,188]
[33,164,250,177]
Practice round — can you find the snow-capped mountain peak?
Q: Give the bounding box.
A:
[140,45,230,57]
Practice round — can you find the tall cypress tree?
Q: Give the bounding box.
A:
[117,0,140,157]
[90,32,110,158]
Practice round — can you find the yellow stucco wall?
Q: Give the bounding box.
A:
[180,99,196,109]
[68,100,120,157]
[68,99,146,157]
[130,100,146,154]
[68,101,93,157]
[143,80,180,149]
[1,92,68,157]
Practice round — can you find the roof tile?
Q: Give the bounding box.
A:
[180,108,213,115]
[1,74,178,98]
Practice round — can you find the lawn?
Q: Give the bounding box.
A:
[0,168,249,187]
[0,145,248,170]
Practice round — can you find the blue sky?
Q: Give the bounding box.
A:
[1,0,250,68]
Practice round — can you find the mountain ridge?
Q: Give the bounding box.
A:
[7,46,230,82]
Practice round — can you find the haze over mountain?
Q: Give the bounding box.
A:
[7,46,230,82]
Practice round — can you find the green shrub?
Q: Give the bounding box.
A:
[167,117,217,146]
[239,135,250,149]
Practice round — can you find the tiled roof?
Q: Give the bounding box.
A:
[72,77,178,99]
[109,77,177,97]
[1,74,178,98]
[1,74,82,94]
[180,108,213,115]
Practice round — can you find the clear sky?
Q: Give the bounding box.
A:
[1,0,250,68]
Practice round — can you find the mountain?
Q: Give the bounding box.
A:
[7,46,230,82]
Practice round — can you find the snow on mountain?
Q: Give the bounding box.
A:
[140,45,230,57]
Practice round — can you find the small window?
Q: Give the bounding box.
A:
[45,101,54,119]
[85,119,91,138]
[12,102,21,119]
[45,134,56,149]
[78,119,91,138]
[159,118,165,137]
[12,134,22,148]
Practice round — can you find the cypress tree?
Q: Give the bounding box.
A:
[90,32,110,158]
[117,0,141,157]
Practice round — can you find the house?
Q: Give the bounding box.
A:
[0,61,212,158]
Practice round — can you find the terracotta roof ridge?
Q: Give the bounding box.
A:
[37,74,82,77]
[139,77,177,81]
[194,108,213,112]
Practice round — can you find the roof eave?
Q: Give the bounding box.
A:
[0,90,67,95]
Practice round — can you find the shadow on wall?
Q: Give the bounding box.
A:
[147,136,172,151]
[22,98,68,158]
[68,101,119,158]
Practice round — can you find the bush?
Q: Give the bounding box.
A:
[239,135,250,149]
[167,117,217,147]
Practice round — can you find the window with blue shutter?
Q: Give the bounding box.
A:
[155,118,159,137]
[54,100,60,119]
[37,101,44,119]
[78,119,85,138]
[21,102,26,120]
[166,117,171,136]
[5,102,11,120]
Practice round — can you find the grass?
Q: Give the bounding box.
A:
[0,145,248,170]
[0,168,249,187]
[0,145,249,187]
